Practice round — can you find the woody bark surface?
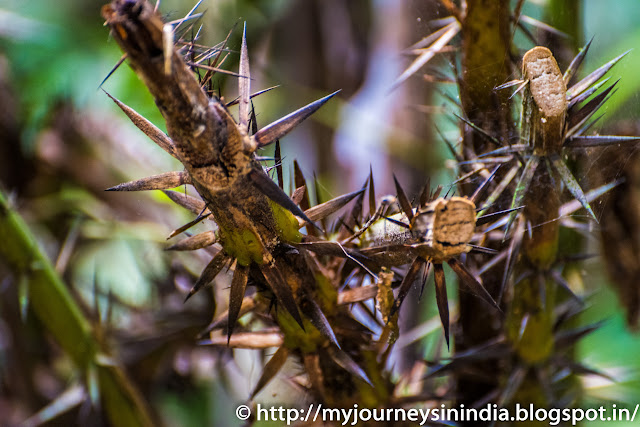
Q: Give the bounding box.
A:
[456,0,512,411]
[101,0,284,260]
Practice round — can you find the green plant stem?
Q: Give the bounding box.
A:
[507,164,558,366]
[0,190,154,427]
[543,0,582,66]
[504,46,568,419]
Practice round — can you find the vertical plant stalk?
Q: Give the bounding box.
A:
[542,0,582,66]
[455,0,513,409]
[506,46,566,411]
[519,47,565,267]
[0,190,154,427]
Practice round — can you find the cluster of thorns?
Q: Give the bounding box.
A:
[102,0,638,395]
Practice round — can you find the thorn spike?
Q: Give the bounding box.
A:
[259,262,305,330]
[103,90,178,159]
[238,22,250,130]
[390,257,424,317]
[549,154,597,222]
[248,169,322,232]
[227,264,249,342]
[185,252,230,302]
[567,49,630,100]
[393,174,414,221]
[368,166,376,217]
[253,91,340,148]
[433,263,450,349]
[448,258,501,313]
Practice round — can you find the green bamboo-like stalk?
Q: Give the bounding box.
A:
[455,3,583,420]
[0,190,154,427]
[543,0,582,66]
[504,46,569,422]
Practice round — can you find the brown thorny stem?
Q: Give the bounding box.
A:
[101,0,395,410]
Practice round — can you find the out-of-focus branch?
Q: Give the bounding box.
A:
[0,190,154,427]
